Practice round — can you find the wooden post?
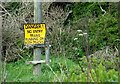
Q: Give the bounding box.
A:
[33,0,42,75]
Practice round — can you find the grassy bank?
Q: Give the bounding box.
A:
[5,55,118,82]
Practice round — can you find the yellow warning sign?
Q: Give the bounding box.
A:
[24,23,46,45]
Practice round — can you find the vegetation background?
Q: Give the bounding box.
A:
[0,2,119,82]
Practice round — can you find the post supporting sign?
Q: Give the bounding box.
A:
[33,0,42,75]
[25,0,51,76]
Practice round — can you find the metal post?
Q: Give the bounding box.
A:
[45,45,50,65]
[33,0,42,75]
[33,47,41,75]
[34,0,42,23]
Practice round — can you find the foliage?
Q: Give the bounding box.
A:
[4,2,22,13]
[1,2,119,83]
[89,13,118,53]
[62,2,118,58]
[5,55,118,82]
[2,2,118,61]
[2,2,34,62]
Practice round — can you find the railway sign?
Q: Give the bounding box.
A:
[24,23,46,45]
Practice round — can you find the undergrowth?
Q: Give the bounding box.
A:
[5,55,118,82]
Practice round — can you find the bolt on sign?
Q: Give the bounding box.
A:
[24,23,46,45]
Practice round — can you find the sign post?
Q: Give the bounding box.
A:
[33,0,42,75]
[24,0,50,76]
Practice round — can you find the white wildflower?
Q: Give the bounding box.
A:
[77,30,82,32]
[79,34,83,36]
[75,48,77,50]
[74,38,78,41]
[49,45,52,47]
[83,33,87,35]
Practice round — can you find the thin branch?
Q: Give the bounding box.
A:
[98,3,106,16]
[0,4,12,18]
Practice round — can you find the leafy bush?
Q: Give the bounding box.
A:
[53,56,118,82]
[89,13,118,53]
[62,2,118,58]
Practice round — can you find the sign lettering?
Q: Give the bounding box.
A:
[24,23,46,45]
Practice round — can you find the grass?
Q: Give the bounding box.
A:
[5,55,79,82]
[5,54,118,82]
